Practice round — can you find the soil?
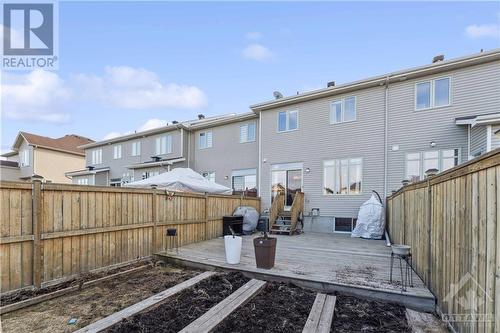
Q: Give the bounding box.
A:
[107,272,249,333]
[214,282,316,333]
[0,260,153,306]
[0,263,199,333]
[331,295,411,333]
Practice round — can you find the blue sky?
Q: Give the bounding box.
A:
[1,1,499,152]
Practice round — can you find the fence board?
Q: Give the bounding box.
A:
[386,150,499,333]
[0,181,260,293]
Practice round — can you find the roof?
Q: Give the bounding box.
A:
[65,167,110,177]
[127,157,186,169]
[455,112,500,127]
[80,112,257,149]
[5,132,94,157]
[0,160,19,168]
[250,48,500,112]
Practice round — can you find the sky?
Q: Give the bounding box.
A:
[1,1,499,153]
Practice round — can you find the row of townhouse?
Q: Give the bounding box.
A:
[67,49,500,233]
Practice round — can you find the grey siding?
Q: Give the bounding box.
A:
[191,119,259,189]
[0,165,21,181]
[260,87,386,219]
[387,60,500,192]
[492,125,500,150]
[470,126,487,157]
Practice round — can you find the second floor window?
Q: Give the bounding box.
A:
[278,110,298,132]
[415,77,450,110]
[240,123,256,143]
[91,149,102,165]
[131,141,141,156]
[331,96,356,124]
[155,135,172,155]
[113,145,122,159]
[19,149,30,167]
[199,131,213,149]
[323,158,362,195]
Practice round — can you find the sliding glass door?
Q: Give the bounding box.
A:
[271,163,303,207]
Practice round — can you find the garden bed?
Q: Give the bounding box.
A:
[214,282,316,333]
[0,263,199,333]
[107,271,248,333]
[331,295,410,332]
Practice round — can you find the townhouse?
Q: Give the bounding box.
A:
[67,49,500,233]
[1,132,93,183]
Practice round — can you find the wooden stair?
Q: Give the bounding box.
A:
[269,192,304,235]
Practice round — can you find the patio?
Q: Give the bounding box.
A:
[156,232,435,311]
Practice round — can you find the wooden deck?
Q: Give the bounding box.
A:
[156,232,435,311]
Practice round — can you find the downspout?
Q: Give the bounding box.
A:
[187,128,191,168]
[486,125,492,152]
[467,125,471,160]
[383,76,390,199]
[258,111,262,197]
[180,127,184,162]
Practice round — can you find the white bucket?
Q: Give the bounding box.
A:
[224,235,242,264]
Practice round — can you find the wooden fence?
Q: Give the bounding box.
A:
[386,149,499,333]
[0,181,260,293]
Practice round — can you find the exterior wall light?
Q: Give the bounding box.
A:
[305,168,311,173]
[429,141,436,148]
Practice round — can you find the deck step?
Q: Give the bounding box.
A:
[179,279,266,333]
[302,293,337,333]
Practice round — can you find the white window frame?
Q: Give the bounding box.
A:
[19,149,30,167]
[113,145,122,159]
[277,110,299,133]
[155,135,172,155]
[323,157,363,196]
[330,96,357,124]
[404,148,460,180]
[199,131,213,149]
[77,178,89,185]
[91,149,102,165]
[202,171,216,183]
[131,141,141,156]
[240,122,256,143]
[231,168,257,192]
[414,76,451,111]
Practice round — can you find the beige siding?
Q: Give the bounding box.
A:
[0,166,21,181]
[34,148,86,184]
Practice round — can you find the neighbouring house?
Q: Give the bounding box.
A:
[1,132,94,183]
[67,49,500,233]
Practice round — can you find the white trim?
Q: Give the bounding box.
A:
[258,111,262,196]
[127,157,186,169]
[276,110,299,133]
[239,122,257,143]
[486,125,492,152]
[322,157,363,196]
[198,130,213,149]
[468,125,472,160]
[329,96,357,124]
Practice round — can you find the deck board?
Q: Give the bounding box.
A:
[156,233,435,311]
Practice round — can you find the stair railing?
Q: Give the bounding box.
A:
[289,191,304,233]
[269,191,285,229]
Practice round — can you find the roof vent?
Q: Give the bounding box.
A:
[432,54,444,63]
[87,166,94,171]
[273,91,283,99]
[197,114,205,120]
[151,156,161,162]
[172,120,179,124]
[327,81,335,88]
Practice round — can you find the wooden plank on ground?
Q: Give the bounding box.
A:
[303,293,337,333]
[179,279,266,333]
[74,271,216,333]
[405,308,447,333]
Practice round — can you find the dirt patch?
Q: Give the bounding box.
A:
[107,272,248,333]
[1,264,199,333]
[215,282,316,333]
[332,295,410,333]
[0,260,152,306]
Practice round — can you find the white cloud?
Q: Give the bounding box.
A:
[245,31,262,40]
[102,132,125,140]
[137,118,170,132]
[242,43,274,61]
[2,70,72,123]
[465,24,500,39]
[2,66,207,124]
[1,25,23,49]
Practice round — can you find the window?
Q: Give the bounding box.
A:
[232,169,257,193]
[121,172,134,184]
[131,141,141,156]
[91,149,102,165]
[405,149,459,181]
[19,150,30,167]
[199,131,213,149]
[415,77,450,110]
[77,178,88,185]
[330,97,356,124]
[142,171,159,180]
[335,217,358,233]
[202,171,215,183]
[155,135,172,155]
[323,158,362,195]
[240,123,256,143]
[113,145,122,159]
[277,110,298,132]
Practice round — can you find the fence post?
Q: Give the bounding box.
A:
[151,186,157,253]
[32,180,42,288]
[426,178,433,287]
[204,194,209,240]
